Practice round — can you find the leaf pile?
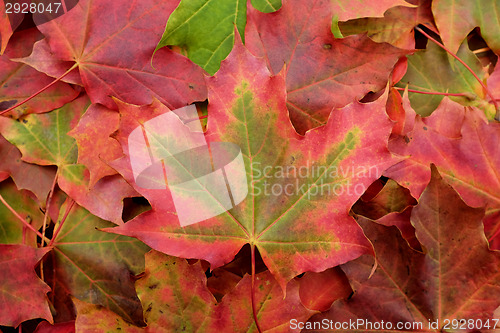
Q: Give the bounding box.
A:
[0,0,499,332]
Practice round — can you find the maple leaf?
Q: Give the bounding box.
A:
[432,0,500,55]
[385,98,500,247]
[156,0,248,75]
[298,267,352,312]
[105,36,399,290]
[0,95,88,168]
[352,178,416,219]
[397,39,491,117]
[307,167,500,332]
[0,96,136,224]
[0,29,78,117]
[58,167,138,225]
[0,135,57,206]
[245,0,409,133]
[74,250,314,332]
[68,104,122,187]
[18,0,207,110]
[0,0,13,54]
[33,321,75,333]
[0,245,52,327]
[338,0,436,49]
[48,202,149,325]
[0,180,44,246]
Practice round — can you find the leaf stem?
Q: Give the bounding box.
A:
[250,244,263,333]
[0,193,48,241]
[415,26,499,120]
[0,63,78,116]
[41,172,58,248]
[48,199,74,247]
[393,87,469,97]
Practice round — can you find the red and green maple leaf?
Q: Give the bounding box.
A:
[105,36,399,290]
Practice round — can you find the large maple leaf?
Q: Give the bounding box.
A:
[245,0,408,133]
[17,0,207,111]
[105,37,398,290]
[306,167,500,332]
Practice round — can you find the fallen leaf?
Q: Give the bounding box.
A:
[0,245,52,327]
[156,0,247,75]
[18,0,207,110]
[105,36,398,291]
[0,135,57,206]
[0,179,44,246]
[397,40,488,117]
[246,0,408,133]
[432,0,500,55]
[0,28,78,117]
[307,168,500,331]
[338,0,435,49]
[298,267,352,312]
[50,202,149,325]
[68,104,122,187]
[385,99,500,247]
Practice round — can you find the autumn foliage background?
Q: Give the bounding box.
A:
[0,0,500,332]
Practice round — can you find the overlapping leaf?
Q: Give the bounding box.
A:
[307,168,500,332]
[0,96,136,224]
[0,180,44,246]
[68,104,122,187]
[156,0,247,75]
[245,0,408,133]
[0,29,78,117]
[0,95,88,168]
[0,245,52,327]
[75,250,314,332]
[397,40,488,117]
[18,0,207,110]
[106,37,399,290]
[338,0,435,49]
[432,0,500,55]
[385,98,500,246]
[0,135,56,206]
[49,202,149,325]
